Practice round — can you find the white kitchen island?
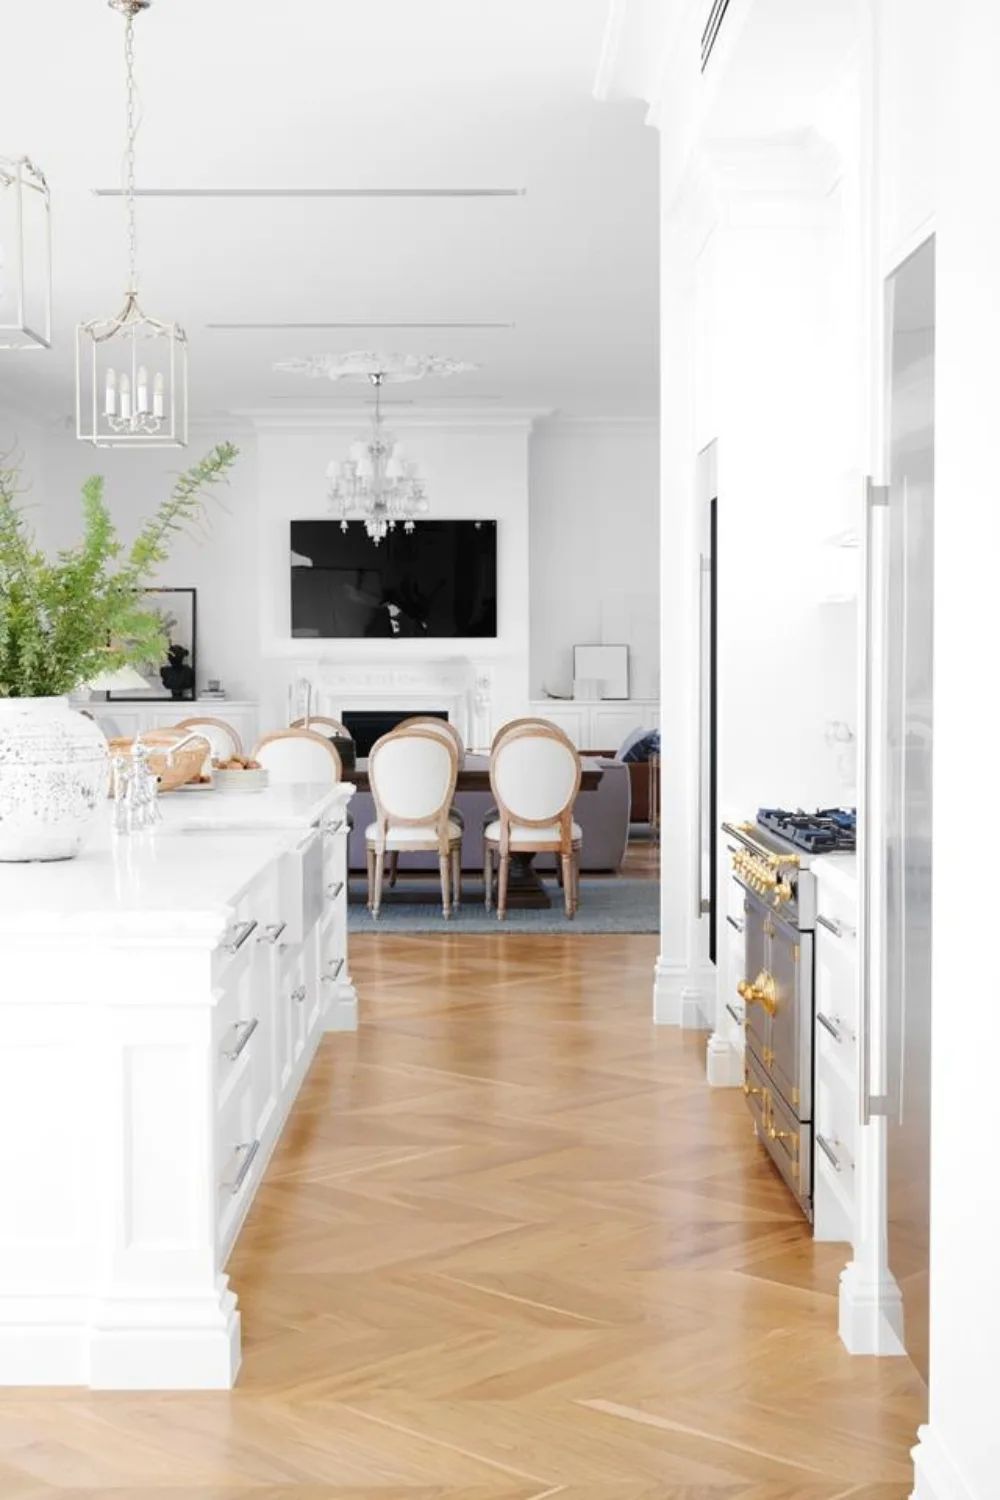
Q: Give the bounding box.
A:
[0,782,355,1390]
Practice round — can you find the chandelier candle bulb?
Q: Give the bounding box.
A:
[105,369,117,416]
[153,371,164,417]
[137,366,149,413]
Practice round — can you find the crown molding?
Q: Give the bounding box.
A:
[535,413,659,432]
[234,406,554,433]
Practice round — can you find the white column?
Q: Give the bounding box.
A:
[911,4,1000,1495]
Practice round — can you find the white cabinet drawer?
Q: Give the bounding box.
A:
[215,1073,261,1258]
[815,916,858,1035]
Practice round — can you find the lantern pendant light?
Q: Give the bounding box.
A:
[0,155,52,350]
[76,0,188,447]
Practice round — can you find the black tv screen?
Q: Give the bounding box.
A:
[290,520,498,639]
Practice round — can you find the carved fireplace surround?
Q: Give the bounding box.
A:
[298,659,493,751]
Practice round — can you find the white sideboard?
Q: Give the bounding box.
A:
[78,699,260,754]
[0,783,353,1390]
[526,699,659,751]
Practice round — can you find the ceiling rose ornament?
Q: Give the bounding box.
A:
[0,156,52,350]
[325,371,430,546]
[76,0,188,447]
[273,350,479,383]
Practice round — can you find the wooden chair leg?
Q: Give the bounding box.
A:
[555,853,564,888]
[388,851,400,889]
[366,844,376,910]
[484,844,493,910]
[439,852,452,918]
[498,851,509,921]
[562,853,574,918]
[452,846,462,908]
[573,850,581,915]
[372,848,385,919]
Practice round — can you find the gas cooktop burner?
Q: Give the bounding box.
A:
[757,807,857,853]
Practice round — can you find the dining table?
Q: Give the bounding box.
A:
[339,754,605,908]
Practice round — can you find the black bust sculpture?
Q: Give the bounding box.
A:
[160,643,196,701]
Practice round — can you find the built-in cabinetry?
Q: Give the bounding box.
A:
[811,857,859,1246]
[78,699,260,753]
[526,699,659,751]
[0,786,353,1391]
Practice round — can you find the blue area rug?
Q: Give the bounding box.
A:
[347,875,659,933]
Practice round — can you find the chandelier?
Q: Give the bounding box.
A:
[76,0,188,447]
[0,155,52,350]
[326,372,429,545]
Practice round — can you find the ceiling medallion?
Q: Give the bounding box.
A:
[274,350,479,383]
[76,0,188,447]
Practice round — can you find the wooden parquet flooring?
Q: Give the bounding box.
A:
[0,933,925,1498]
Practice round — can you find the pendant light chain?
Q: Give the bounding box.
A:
[124,10,139,295]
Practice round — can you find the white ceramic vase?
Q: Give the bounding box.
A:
[0,697,109,862]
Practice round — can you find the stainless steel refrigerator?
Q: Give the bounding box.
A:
[872,236,934,1382]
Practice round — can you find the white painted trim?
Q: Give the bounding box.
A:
[238,407,552,432]
[653,957,712,1028]
[705,1031,743,1087]
[325,981,359,1033]
[838,1258,907,1356]
[912,1426,978,1500]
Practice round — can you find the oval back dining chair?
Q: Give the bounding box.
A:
[290,715,351,738]
[396,715,465,758]
[252,728,343,785]
[485,725,582,920]
[366,727,461,919]
[173,716,244,774]
[490,716,575,752]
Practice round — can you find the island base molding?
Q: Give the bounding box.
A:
[912,1426,979,1500]
[0,1280,241,1389]
[705,1030,743,1087]
[653,956,713,1028]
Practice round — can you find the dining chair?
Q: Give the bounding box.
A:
[174,716,243,773]
[484,725,582,920]
[386,716,465,884]
[252,728,343,785]
[489,716,575,752]
[366,727,461,919]
[290,715,351,738]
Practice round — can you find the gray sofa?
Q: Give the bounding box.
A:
[347,754,631,874]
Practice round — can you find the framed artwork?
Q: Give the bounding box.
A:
[573,643,630,701]
[107,587,198,701]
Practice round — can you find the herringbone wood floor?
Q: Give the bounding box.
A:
[1,933,925,1498]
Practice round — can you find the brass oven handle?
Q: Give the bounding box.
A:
[737,978,777,1017]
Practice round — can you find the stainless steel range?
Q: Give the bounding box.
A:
[722,808,856,1219]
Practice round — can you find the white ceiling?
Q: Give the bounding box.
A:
[0,0,659,424]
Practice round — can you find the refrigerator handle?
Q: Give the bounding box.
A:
[860,478,890,1124]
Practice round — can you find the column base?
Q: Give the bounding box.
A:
[912,1426,977,1500]
[706,1030,743,1087]
[653,958,712,1027]
[838,1258,907,1355]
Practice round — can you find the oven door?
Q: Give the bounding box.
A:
[741,889,771,1067]
[768,909,813,1121]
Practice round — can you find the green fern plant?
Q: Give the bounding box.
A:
[0,443,239,698]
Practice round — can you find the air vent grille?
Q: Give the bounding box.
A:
[701,0,733,69]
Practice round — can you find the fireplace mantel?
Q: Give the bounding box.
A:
[298,658,493,750]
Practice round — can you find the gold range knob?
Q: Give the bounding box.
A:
[737,973,777,1016]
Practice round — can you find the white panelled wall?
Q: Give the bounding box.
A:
[2,415,660,742]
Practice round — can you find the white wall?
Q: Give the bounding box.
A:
[254,417,534,734]
[31,421,262,703]
[529,418,659,700]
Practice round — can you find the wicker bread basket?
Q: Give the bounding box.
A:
[107,730,209,793]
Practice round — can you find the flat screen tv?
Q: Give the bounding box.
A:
[290,520,498,639]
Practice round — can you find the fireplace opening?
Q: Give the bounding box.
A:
[342,709,449,756]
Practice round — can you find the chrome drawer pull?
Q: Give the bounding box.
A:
[726,915,744,933]
[222,919,258,953]
[725,1001,745,1025]
[326,881,344,901]
[258,921,287,945]
[222,1017,258,1061]
[816,912,857,939]
[227,1139,260,1196]
[321,958,345,983]
[816,1133,844,1174]
[291,984,307,1004]
[817,1011,843,1043]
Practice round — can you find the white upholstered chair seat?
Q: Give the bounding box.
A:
[484,819,581,845]
[366,820,462,848]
